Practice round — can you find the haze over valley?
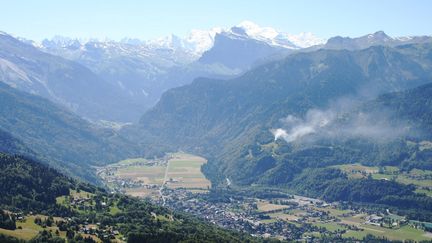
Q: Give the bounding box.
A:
[1,1,432,242]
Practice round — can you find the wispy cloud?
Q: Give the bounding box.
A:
[272,99,412,144]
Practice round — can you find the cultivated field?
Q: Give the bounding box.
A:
[332,164,432,197]
[165,153,211,190]
[99,152,211,199]
[255,198,432,241]
[118,165,166,185]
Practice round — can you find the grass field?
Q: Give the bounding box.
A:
[117,165,166,185]
[415,188,432,197]
[0,215,66,241]
[116,158,147,165]
[256,200,289,213]
[165,153,211,190]
[101,153,211,199]
[334,164,379,174]
[267,212,299,221]
[256,200,431,242]
[343,225,431,241]
[333,164,432,197]
[313,222,345,232]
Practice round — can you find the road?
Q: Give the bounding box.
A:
[160,158,171,206]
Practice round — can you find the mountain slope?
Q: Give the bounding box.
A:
[39,36,240,121]
[0,153,75,214]
[0,32,138,122]
[37,22,323,119]
[126,43,432,185]
[0,82,139,182]
[198,27,291,70]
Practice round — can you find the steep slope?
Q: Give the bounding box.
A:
[0,153,75,213]
[0,32,137,122]
[127,43,432,185]
[0,82,139,182]
[198,26,292,70]
[0,129,32,157]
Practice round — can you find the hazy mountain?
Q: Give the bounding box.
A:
[126,43,432,186]
[198,27,291,70]
[234,21,325,48]
[0,81,139,182]
[197,21,325,70]
[321,31,432,50]
[38,35,241,122]
[0,32,142,122]
[35,22,324,122]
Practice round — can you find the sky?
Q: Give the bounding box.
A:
[1,0,431,41]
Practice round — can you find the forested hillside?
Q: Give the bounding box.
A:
[126,43,432,187]
[0,82,139,182]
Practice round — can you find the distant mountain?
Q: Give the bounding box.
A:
[38,34,241,122]
[35,22,324,121]
[198,21,325,70]
[198,27,291,70]
[0,82,139,182]
[0,32,141,122]
[144,27,224,55]
[126,43,432,186]
[137,21,324,54]
[234,21,325,48]
[321,31,432,50]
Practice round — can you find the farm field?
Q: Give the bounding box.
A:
[165,153,211,190]
[332,164,432,197]
[98,153,211,199]
[252,197,432,241]
[256,200,290,213]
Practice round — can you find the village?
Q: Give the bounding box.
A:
[96,154,432,241]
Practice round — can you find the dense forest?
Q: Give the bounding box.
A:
[0,153,75,215]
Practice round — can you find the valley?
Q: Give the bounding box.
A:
[97,153,432,241]
[97,153,211,201]
[1,4,432,241]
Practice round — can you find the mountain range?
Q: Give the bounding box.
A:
[1,22,432,242]
[1,23,432,186]
[2,22,431,123]
[128,42,432,186]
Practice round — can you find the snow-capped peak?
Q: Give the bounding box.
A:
[284,32,326,48]
[32,21,325,58]
[146,34,184,50]
[184,27,223,54]
[144,27,223,55]
[232,20,325,49]
[236,21,279,40]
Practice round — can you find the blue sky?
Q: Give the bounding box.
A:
[1,0,431,41]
